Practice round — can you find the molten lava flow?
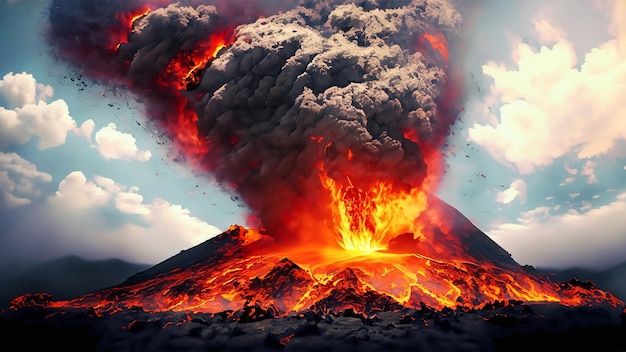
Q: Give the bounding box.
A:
[10,223,624,316]
[319,172,427,253]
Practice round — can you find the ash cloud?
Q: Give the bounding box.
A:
[194,1,462,242]
[46,0,463,246]
[120,3,222,83]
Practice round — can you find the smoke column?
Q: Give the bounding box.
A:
[47,0,464,247]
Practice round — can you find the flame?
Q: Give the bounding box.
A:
[113,6,151,51]
[10,224,623,316]
[422,32,449,62]
[319,171,426,253]
[161,30,234,91]
[142,29,235,164]
[183,35,229,83]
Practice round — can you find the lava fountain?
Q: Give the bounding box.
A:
[13,0,622,316]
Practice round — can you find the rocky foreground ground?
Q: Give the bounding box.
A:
[1,300,625,351]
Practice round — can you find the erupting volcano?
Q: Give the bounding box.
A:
[10,0,623,336]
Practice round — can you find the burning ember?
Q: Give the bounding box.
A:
[21,0,622,319]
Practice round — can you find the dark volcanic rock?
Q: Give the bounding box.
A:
[121,226,254,286]
[246,258,314,314]
[311,268,403,315]
[3,303,623,351]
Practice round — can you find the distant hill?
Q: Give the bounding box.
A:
[0,255,151,309]
[541,261,626,302]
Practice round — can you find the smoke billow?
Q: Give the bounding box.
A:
[46,0,463,246]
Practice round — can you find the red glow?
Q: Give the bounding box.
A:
[142,29,235,165]
[422,32,449,62]
[162,30,234,91]
[112,6,150,51]
[10,222,623,315]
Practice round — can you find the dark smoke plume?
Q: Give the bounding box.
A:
[46,0,463,246]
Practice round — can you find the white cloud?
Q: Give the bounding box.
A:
[44,171,221,263]
[517,206,551,225]
[489,192,626,269]
[564,177,575,183]
[0,152,52,208]
[75,119,95,142]
[0,72,83,150]
[93,175,124,194]
[563,162,578,175]
[94,123,152,162]
[608,1,626,49]
[49,171,111,209]
[496,179,527,204]
[16,100,76,149]
[115,186,150,215]
[468,3,626,174]
[569,192,580,199]
[0,72,38,107]
[533,18,565,46]
[580,201,592,212]
[581,160,598,183]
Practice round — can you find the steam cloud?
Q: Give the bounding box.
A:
[47,0,463,246]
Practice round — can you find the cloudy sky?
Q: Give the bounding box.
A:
[0,0,624,270]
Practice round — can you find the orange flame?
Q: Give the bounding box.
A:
[422,32,449,62]
[10,223,623,315]
[113,6,150,51]
[151,29,235,165]
[162,30,234,90]
[319,171,427,253]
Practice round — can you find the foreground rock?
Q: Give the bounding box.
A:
[1,302,624,351]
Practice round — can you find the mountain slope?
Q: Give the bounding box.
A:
[0,255,150,309]
[541,262,626,301]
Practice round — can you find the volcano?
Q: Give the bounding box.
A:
[7,1,625,349]
[7,195,625,351]
[10,194,622,316]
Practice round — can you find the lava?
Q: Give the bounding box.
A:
[319,172,427,253]
[10,224,623,316]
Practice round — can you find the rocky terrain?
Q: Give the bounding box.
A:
[2,300,624,351]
